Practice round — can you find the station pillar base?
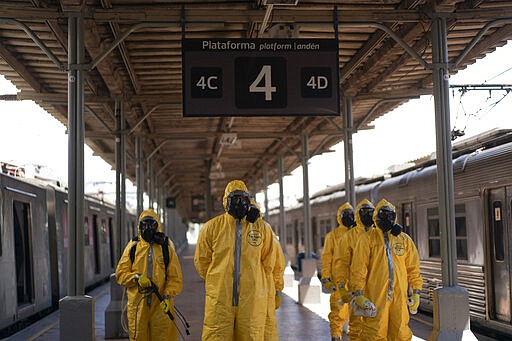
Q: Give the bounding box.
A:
[105,274,129,339]
[60,295,95,341]
[428,286,477,341]
[283,261,294,288]
[298,258,321,304]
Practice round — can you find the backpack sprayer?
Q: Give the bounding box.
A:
[134,274,190,338]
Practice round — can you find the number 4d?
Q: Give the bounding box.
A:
[307,76,328,89]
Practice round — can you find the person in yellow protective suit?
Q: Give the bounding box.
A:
[332,198,375,341]
[321,202,354,341]
[115,209,183,341]
[350,199,423,341]
[264,232,285,341]
[194,180,276,341]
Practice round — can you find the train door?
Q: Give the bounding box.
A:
[401,202,415,241]
[293,220,299,256]
[488,187,511,322]
[108,217,115,268]
[312,216,319,254]
[13,200,34,307]
[92,214,101,274]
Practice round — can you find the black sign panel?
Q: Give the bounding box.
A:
[182,38,339,117]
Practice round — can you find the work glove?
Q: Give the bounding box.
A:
[321,278,336,292]
[135,274,152,288]
[354,294,372,309]
[275,292,281,310]
[337,286,351,304]
[160,298,171,313]
[408,292,420,314]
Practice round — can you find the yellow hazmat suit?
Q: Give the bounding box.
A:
[115,209,183,341]
[332,198,374,340]
[350,199,423,341]
[321,203,351,339]
[264,232,285,341]
[194,180,276,341]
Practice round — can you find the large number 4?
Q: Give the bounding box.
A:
[249,65,276,101]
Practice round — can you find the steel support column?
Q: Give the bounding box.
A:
[61,14,95,341]
[147,159,152,209]
[205,159,212,220]
[115,99,126,257]
[278,153,294,286]
[343,96,355,206]
[263,163,269,221]
[301,133,312,258]
[135,135,144,214]
[106,100,128,339]
[66,14,85,297]
[429,14,476,341]
[298,132,321,303]
[432,18,458,287]
[278,155,286,251]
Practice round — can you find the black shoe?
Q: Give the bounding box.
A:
[331,337,342,341]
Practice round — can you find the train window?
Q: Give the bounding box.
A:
[493,201,504,261]
[108,218,115,268]
[319,219,330,246]
[299,222,304,247]
[427,205,468,260]
[92,214,101,274]
[286,223,292,244]
[0,221,2,256]
[455,204,468,260]
[101,219,107,244]
[427,207,440,258]
[13,200,34,305]
[84,217,90,246]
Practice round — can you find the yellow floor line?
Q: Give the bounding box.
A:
[28,320,58,341]
[411,314,434,327]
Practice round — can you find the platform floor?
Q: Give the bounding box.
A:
[4,243,498,341]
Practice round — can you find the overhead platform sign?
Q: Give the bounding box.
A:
[182,38,339,117]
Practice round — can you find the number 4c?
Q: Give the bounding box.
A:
[196,76,218,90]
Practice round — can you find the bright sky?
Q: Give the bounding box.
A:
[0,79,138,207]
[0,41,510,210]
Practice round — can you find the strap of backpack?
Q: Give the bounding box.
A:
[162,236,170,272]
[129,236,139,264]
[129,235,169,273]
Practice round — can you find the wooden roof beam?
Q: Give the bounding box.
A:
[0,41,43,92]
[1,6,511,22]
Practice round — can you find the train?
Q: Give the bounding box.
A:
[0,166,186,337]
[268,128,512,337]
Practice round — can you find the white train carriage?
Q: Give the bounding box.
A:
[0,173,51,331]
[270,129,512,336]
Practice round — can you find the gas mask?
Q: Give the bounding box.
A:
[227,190,250,220]
[246,204,261,223]
[375,206,402,235]
[340,209,355,228]
[140,216,159,243]
[359,205,374,228]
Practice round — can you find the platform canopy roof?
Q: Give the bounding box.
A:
[0,0,511,222]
